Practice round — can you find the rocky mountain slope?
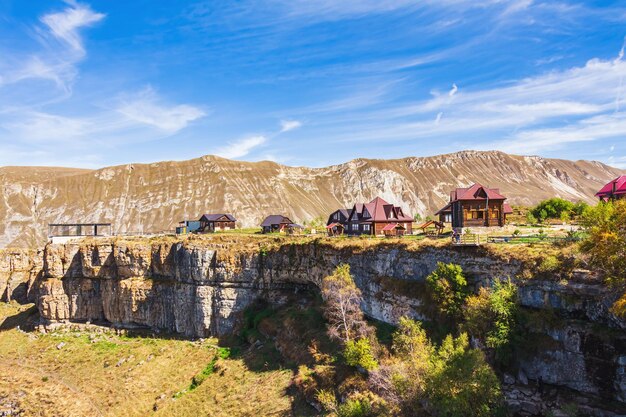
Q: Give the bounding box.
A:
[0,150,622,248]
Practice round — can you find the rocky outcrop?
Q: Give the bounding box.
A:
[28,236,626,415]
[1,150,623,247]
[0,249,42,303]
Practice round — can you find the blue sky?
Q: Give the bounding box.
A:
[1,0,626,169]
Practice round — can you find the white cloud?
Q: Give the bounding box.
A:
[2,112,91,143]
[279,119,302,132]
[214,136,267,159]
[40,1,105,54]
[116,88,206,133]
[448,83,458,97]
[435,112,443,125]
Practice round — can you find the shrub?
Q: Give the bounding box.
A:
[337,397,373,417]
[426,262,469,322]
[580,200,626,285]
[526,212,538,225]
[344,338,378,371]
[426,333,506,417]
[316,389,338,413]
[531,198,575,221]
[464,280,519,365]
[538,255,560,273]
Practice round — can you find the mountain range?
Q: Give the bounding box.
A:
[0,150,622,248]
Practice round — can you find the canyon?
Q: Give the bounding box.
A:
[2,235,624,415]
[1,150,623,248]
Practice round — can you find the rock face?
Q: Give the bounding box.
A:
[24,236,626,415]
[0,249,42,303]
[1,150,623,247]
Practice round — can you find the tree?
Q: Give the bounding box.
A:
[321,264,368,343]
[344,338,378,371]
[580,200,626,285]
[464,280,519,365]
[426,333,506,417]
[531,198,575,221]
[426,263,469,322]
[414,213,423,222]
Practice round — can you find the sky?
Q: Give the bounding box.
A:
[0,0,626,169]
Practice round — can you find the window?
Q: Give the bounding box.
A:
[363,224,370,232]
[490,210,499,219]
[352,223,359,231]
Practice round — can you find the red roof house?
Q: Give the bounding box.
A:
[435,183,512,228]
[596,176,626,201]
[346,197,413,236]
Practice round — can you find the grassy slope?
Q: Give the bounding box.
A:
[0,303,298,417]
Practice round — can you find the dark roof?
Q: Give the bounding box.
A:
[200,213,237,222]
[435,202,452,215]
[261,215,293,227]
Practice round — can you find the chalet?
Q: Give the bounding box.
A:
[260,215,303,234]
[596,175,626,201]
[199,214,237,232]
[345,197,413,237]
[435,184,513,228]
[326,208,350,236]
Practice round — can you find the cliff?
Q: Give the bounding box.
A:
[26,235,626,415]
[1,150,623,247]
[0,248,42,303]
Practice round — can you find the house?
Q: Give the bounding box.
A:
[345,197,413,237]
[595,175,626,201]
[199,214,237,232]
[435,183,513,228]
[260,215,303,234]
[326,208,350,236]
[176,220,202,234]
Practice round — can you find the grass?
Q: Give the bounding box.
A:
[0,302,301,417]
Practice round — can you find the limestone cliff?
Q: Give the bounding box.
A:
[29,236,626,415]
[1,150,623,247]
[0,248,42,303]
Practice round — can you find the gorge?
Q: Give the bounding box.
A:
[2,235,625,416]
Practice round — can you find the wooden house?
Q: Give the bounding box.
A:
[326,208,350,236]
[199,214,237,232]
[345,197,413,237]
[260,215,303,234]
[596,175,626,201]
[435,184,512,228]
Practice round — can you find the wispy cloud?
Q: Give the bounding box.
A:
[214,135,267,159]
[115,87,206,133]
[40,1,105,55]
[279,119,302,132]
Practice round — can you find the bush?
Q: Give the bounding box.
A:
[426,263,469,322]
[464,281,519,365]
[580,200,626,284]
[531,198,575,221]
[344,338,378,371]
[426,333,506,417]
[337,397,373,417]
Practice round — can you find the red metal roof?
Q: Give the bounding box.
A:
[326,222,343,229]
[348,197,413,223]
[503,203,513,214]
[381,223,405,231]
[452,183,507,201]
[596,175,626,198]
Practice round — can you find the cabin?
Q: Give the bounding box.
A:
[345,197,413,237]
[176,220,202,234]
[435,184,512,228]
[326,208,350,236]
[260,215,303,234]
[199,214,237,232]
[596,175,626,201]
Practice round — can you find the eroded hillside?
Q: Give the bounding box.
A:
[0,150,623,247]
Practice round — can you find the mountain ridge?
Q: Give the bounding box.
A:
[0,150,622,248]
